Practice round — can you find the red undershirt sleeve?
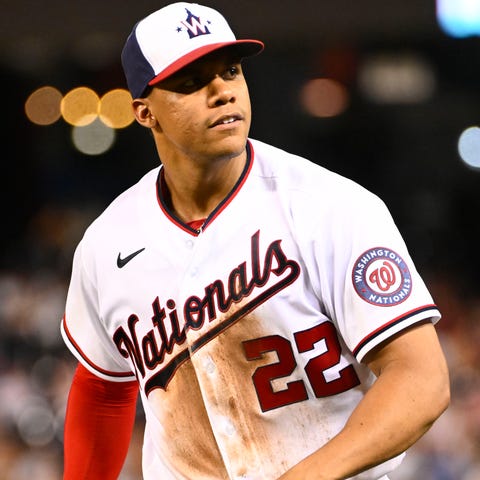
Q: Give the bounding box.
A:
[63,362,139,480]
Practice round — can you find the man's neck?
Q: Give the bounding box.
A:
[160,150,247,223]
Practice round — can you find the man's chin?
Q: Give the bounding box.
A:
[209,136,248,161]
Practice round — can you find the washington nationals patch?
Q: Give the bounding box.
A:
[352,247,412,306]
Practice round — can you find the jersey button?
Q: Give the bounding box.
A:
[224,419,236,436]
[185,239,194,249]
[204,355,216,374]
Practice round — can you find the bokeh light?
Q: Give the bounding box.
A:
[358,53,436,104]
[437,0,480,38]
[71,117,116,155]
[25,86,63,126]
[60,87,99,127]
[299,78,349,118]
[458,126,480,169]
[16,399,56,447]
[25,86,136,155]
[98,89,135,128]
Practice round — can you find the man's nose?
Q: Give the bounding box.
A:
[207,76,235,106]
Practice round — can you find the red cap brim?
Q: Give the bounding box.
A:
[147,39,264,86]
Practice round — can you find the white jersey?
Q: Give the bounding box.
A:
[61,138,440,480]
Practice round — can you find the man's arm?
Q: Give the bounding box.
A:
[278,321,450,480]
[63,363,139,480]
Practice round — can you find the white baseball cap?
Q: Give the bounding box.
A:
[121,2,264,98]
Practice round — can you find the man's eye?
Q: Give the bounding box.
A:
[225,66,239,78]
[183,77,200,88]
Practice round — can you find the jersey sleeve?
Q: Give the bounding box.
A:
[317,187,440,362]
[61,239,136,381]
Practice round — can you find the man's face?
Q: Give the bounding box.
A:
[146,49,252,164]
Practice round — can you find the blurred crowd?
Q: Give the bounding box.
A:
[0,202,478,480]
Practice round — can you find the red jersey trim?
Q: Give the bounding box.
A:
[352,304,439,358]
[156,140,254,236]
[62,315,134,379]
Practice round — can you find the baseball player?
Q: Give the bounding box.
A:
[61,3,450,479]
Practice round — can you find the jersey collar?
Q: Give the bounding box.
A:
[156,141,254,235]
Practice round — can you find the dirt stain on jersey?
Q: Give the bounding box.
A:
[148,305,274,478]
[149,358,230,479]
[147,302,346,479]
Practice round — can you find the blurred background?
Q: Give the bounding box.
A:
[1,1,479,479]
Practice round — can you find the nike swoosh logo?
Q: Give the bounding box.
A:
[117,248,145,268]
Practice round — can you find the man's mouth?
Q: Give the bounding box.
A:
[210,114,242,127]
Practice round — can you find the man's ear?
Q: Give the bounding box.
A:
[132,99,158,129]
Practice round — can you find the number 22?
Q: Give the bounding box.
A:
[242,322,360,412]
